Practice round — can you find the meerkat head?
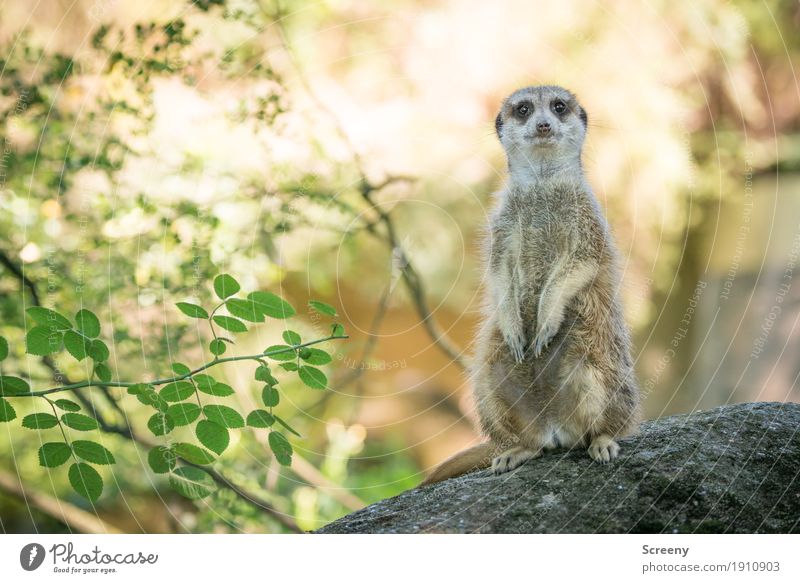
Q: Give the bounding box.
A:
[494,85,588,177]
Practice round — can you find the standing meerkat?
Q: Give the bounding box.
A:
[422,85,640,485]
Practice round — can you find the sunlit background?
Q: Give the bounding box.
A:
[1,0,799,532]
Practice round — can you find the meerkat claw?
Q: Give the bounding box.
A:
[588,436,620,463]
[505,332,527,363]
[492,446,540,474]
[532,323,556,357]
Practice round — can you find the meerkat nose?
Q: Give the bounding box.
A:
[536,122,552,135]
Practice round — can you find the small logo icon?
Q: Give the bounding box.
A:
[20,543,46,571]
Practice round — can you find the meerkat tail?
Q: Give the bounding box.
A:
[419,442,500,486]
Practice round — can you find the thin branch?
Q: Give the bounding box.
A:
[0,468,123,534]
[338,279,392,387]
[271,20,467,371]
[290,454,365,512]
[187,462,302,533]
[0,248,41,306]
[1,251,304,532]
[359,182,467,370]
[12,335,346,398]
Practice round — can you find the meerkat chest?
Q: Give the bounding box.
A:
[499,209,573,267]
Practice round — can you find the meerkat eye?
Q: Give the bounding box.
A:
[552,100,567,114]
[515,103,531,117]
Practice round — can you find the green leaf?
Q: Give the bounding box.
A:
[126,383,149,395]
[174,442,216,465]
[261,386,280,407]
[0,376,30,396]
[69,462,103,502]
[0,336,8,360]
[268,431,293,466]
[176,302,209,319]
[280,362,298,371]
[214,274,240,300]
[61,413,99,431]
[273,414,301,437]
[38,442,72,467]
[72,440,115,465]
[22,413,59,429]
[147,412,175,436]
[167,403,201,426]
[171,362,191,375]
[264,344,296,361]
[54,399,81,412]
[213,315,247,333]
[226,298,264,322]
[203,404,244,428]
[209,338,226,356]
[246,410,275,428]
[0,398,17,422]
[331,323,345,337]
[135,387,169,413]
[169,466,217,499]
[298,366,327,390]
[199,381,234,397]
[148,446,176,474]
[63,329,89,361]
[249,291,295,319]
[193,374,216,389]
[160,381,194,402]
[26,307,71,330]
[88,339,109,362]
[26,326,62,356]
[255,364,277,385]
[309,300,338,317]
[94,363,112,382]
[282,330,301,345]
[75,309,101,337]
[196,420,229,455]
[300,347,332,365]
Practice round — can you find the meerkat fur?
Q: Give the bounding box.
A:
[421,85,641,486]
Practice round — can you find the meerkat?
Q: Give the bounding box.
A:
[421,85,640,485]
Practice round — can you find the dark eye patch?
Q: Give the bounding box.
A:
[551,99,567,115]
[514,101,532,118]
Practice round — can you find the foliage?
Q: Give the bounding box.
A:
[0,271,346,504]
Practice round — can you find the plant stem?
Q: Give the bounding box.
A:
[11,334,347,398]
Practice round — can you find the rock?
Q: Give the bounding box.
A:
[318,402,800,533]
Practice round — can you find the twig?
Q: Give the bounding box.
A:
[338,279,392,387]
[359,181,467,370]
[0,249,41,306]
[307,279,393,419]
[289,455,365,512]
[0,468,122,534]
[13,335,346,398]
[1,250,303,532]
[271,16,467,372]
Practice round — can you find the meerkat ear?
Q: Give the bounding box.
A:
[495,111,504,139]
[579,106,588,127]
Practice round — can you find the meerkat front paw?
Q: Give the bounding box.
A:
[504,330,528,363]
[588,435,620,463]
[492,446,540,475]
[532,317,559,357]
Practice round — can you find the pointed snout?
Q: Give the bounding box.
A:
[536,121,551,135]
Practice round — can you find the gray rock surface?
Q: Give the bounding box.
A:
[318,402,800,533]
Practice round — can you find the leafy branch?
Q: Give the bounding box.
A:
[0,269,346,525]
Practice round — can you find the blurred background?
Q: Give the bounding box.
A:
[1,0,799,533]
